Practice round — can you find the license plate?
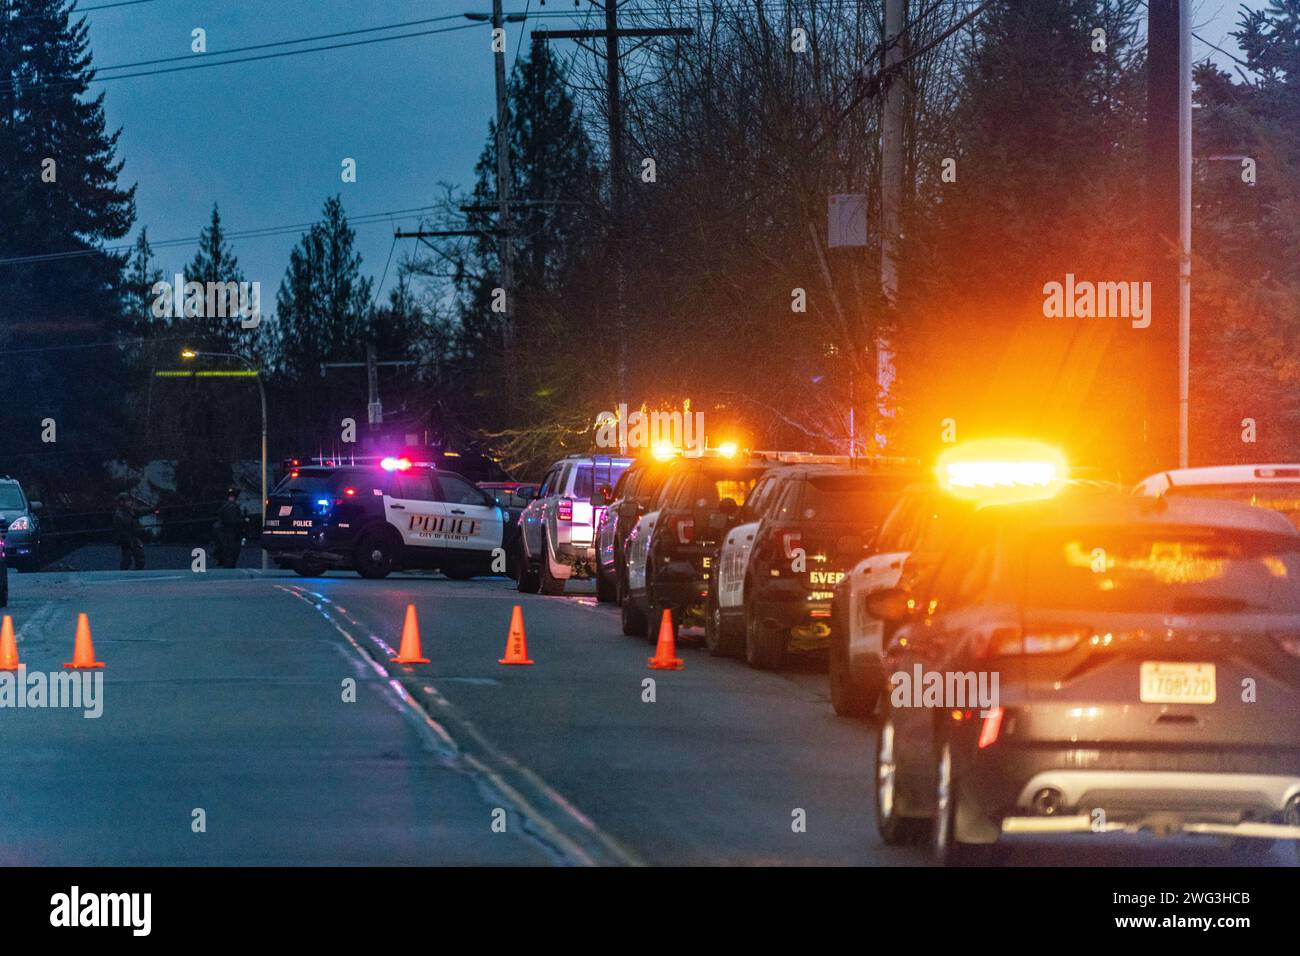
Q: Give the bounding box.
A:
[279,505,292,516]
[1140,662,1216,704]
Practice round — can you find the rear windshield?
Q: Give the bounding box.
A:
[273,470,369,494]
[1023,525,1300,613]
[0,485,25,510]
[1165,483,1300,530]
[574,462,631,498]
[800,475,913,524]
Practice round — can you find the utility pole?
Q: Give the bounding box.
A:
[1146,0,1184,471]
[321,352,418,447]
[1177,0,1192,468]
[492,0,516,400]
[878,0,906,448]
[533,6,692,397]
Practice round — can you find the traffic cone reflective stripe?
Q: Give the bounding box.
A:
[63,613,105,669]
[648,608,684,670]
[0,616,19,671]
[391,604,430,664]
[498,605,534,665]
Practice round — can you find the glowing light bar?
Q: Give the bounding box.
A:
[651,442,677,461]
[716,441,738,458]
[936,439,1067,503]
[380,456,412,472]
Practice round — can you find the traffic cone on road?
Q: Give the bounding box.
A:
[498,605,534,665]
[63,613,105,669]
[390,604,430,664]
[647,608,684,670]
[0,615,19,671]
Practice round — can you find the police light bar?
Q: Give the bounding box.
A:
[380,456,413,472]
[936,439,1067,503]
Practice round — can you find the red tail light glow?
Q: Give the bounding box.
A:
[558,498,573,522]
[978,707,1004,748]
[781,530,802,559]
[673,516,695,544]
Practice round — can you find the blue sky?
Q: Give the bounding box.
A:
[79,0,1265,307]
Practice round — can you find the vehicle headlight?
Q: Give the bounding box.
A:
[6,516,30,532]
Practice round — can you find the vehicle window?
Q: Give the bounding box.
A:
[614,471,635,500]
[437,474,489,506]
[691,467,764,509]
[742,477,772,521]
[538,468,558,498]
[273,471,335,495]
[572,462,631,499]
[922,530,988,615]
[0,485,25,510]
[798,474,912,524]
[667,472,700,509]
[1164,483,1300,531]
[875,493,920,552]
[637,467,670,502]
[1022,525,1300,613]
[770,479,802,523]
[654,474,684,510]
[397,471,437,501]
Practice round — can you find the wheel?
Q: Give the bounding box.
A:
[875,711,925,844]
[538,532,566,596]
[595,565,617,603]
[292,557,327,577]
[704,591,741,657]
[743,599,785,670]
[829,610,878,717]
[621,592,648,637]
[932,742,994,865]
[515,538,540,594]
[354,528,397,579]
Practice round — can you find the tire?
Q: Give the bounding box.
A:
[874,711,925,844]
[743,598,785,670]
[595,565,617,603]
[538,532,566,596]
[621,592,648,637]
[515,538,540,593]
[932,742,994,865]
[829,611,877,718]
[704,591,742,657]
[354,528,397,579]
[292,557,327,578]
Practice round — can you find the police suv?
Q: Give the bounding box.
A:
[262,457,505,579]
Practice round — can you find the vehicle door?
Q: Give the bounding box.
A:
[385,468,446,552]
[523,466,558,558]
[718,474,775,610]
[434,472,504,553]
[626,473,678,595]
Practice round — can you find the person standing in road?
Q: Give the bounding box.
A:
[216,486,244,569]
[112,492,147,571]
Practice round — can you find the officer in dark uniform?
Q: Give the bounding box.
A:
[112,492,146,571]
[215,487,244,569]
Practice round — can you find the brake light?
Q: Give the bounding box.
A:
[986,625,1085,657]
[978,707,1004,748]
[780,529,802,559]
[672,516,695,544]
[558,498,573,521]
[344,487,356,496]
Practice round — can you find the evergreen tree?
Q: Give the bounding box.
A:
[122,227,163,339]
[181,203,247,349]
[270,195,373,381]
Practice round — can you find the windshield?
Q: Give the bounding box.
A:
[1164,483,1300,530]
[1023,524,1300,613]
[800,475,914,524]
[0,485,26,510]
[273,471,345,495]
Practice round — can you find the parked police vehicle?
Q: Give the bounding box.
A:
[719,460,917,670]
[516,454,633,595]
[621,450,771,641]
[594,455,676,604]
[263,457,505,579]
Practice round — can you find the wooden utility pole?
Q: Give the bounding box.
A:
[878,0,907,446]
[534,7,692,396]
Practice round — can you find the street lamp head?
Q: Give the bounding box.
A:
[180,349,197,360]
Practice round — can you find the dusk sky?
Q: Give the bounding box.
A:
[81,0,1263,308]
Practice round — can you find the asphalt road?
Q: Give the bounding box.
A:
[0,567,1295,866]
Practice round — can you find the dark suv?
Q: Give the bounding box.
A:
[738,464,916,669]
[0,477,42,572]
[872,491,1300,863]
[594,456,676,604]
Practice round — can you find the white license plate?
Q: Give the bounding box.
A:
[1140,661,1216,704]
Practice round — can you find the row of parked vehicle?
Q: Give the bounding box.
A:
[512,443,1300,862]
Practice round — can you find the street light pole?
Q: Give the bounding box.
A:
[182,349,268,570]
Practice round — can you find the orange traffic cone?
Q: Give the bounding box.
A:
[498,605,534,665]
[390,604,430,664]
[63,613,105,669]
[647,608,684,670]
[0,615,19,671]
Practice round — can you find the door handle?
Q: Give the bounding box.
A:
[450,509,465,515]
[390,504,406,510]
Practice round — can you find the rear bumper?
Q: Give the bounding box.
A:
[750,578,836,648]
[261,524,352,565]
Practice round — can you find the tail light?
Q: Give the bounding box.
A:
[779,529,802,559]
[980,625,1086,658]
[978,707,1004,748]
[670,515,695,544]
[557,498,573,522]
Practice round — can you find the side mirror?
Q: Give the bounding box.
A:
[865,587,915,624]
